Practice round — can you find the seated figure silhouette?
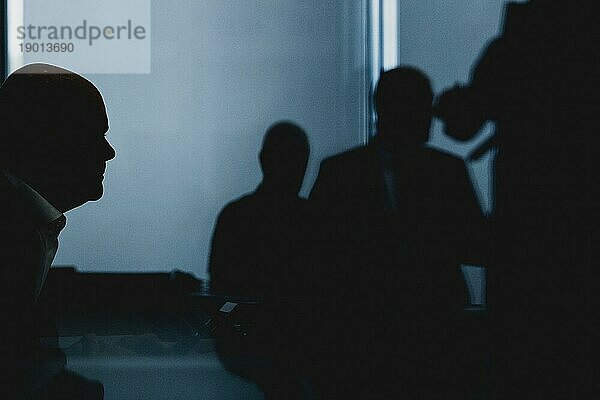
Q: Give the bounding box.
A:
[0,64,114,399]
[309,66,484,398]
[209,121,310,299]
[209,122,311,399]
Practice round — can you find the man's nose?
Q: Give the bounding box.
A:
[103,138,116,161]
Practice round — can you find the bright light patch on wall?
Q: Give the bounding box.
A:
[7,0,24,74]
[370,0,398,84]
[369,0,397,137]
[370,0,381,88]
[382,0,398,70]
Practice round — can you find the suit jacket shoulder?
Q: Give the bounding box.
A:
[310,145,380,205]
[319,145,376,174]
[0,174,44,362]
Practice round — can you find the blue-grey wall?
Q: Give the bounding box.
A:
[48,1,512,279]
[51,0,369,278]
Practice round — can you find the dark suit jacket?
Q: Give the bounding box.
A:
[310,143,484,309]
[1,174,46,396]
[0,174,68,398]
[307,142,486,397]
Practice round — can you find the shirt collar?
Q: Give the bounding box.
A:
[2,169,65,231]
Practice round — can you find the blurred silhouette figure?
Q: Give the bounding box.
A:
[435,1,600,398]
[309,66,484,398]
[209,122,311,399]
[209,121,310,299]
[0,63,114,399]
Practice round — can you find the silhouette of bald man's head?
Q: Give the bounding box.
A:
[374,66,433,154]
[0,63,115,211]
[259,121,309,196]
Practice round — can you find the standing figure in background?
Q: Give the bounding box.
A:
[310,66,484,398]
[435,1,600,398]
[209,121,311,300]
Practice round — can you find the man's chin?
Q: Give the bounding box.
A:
[81,183,104,204]
[89,185,104,201]
[54,184,105,212]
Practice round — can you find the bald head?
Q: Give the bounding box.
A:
[0,63,115,211]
